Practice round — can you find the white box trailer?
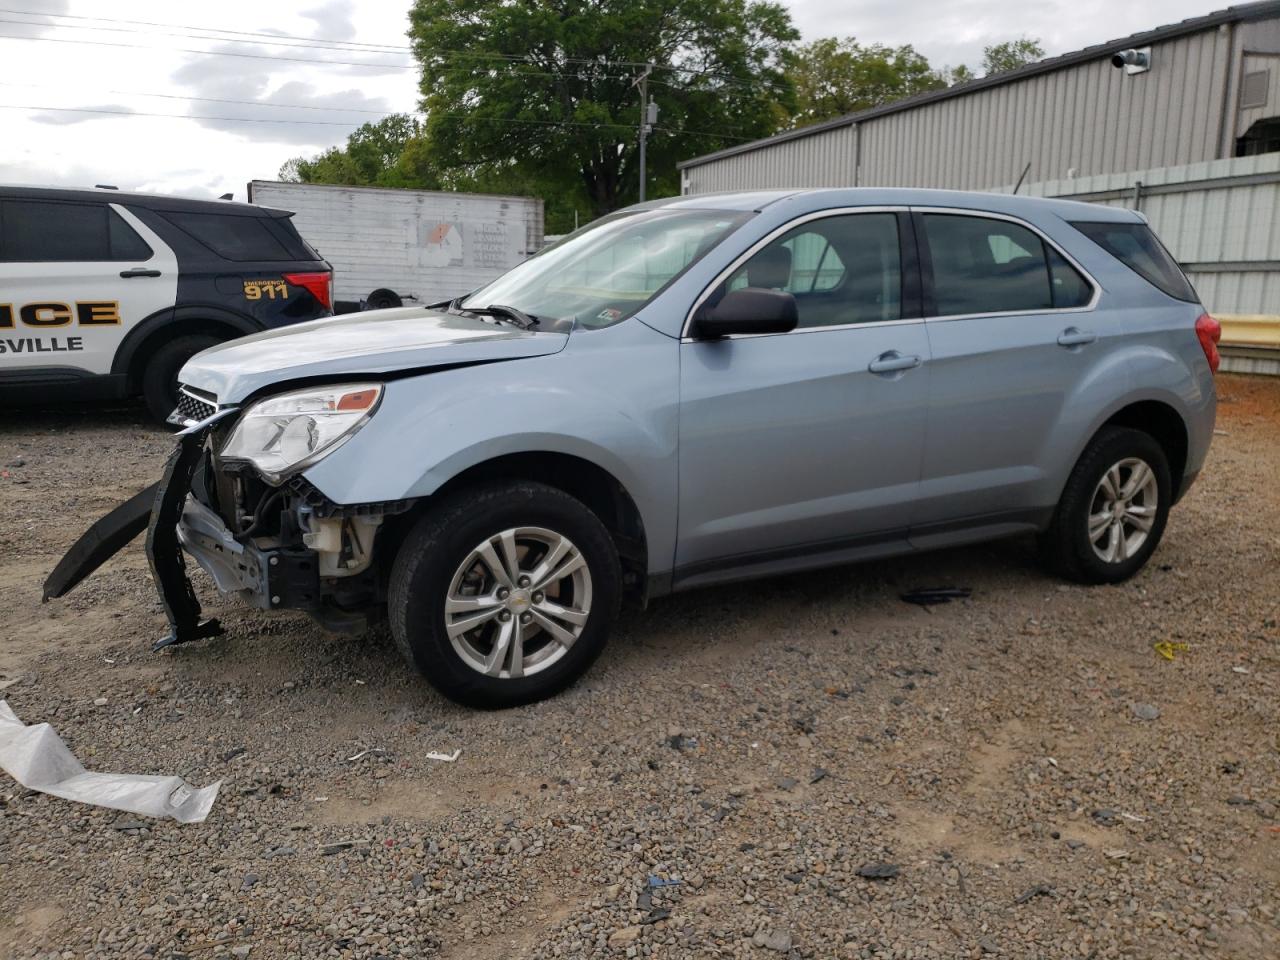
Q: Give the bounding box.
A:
[246,180,545,311]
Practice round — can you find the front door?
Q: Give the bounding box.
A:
[676,210,930,581]
[0,198,176,377]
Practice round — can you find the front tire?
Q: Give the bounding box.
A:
[141,333,221,423]
[1041,426,1172,584]
[389,481,621,708]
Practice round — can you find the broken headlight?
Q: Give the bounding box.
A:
[220,383,382,484]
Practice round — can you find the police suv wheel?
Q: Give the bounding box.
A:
[389,481,621,708]
[1041,426,1172,584]
[142,334,220,424]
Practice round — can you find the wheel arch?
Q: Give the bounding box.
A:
[385,451,651,608]
[113,305,261,390]
[1100,400,1190,500]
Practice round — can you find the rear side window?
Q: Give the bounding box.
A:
[921,213,1093,316]
[0,199,152,261]
[1071,221,1197,302]
[161,211,292,261]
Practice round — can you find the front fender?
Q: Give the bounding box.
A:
[301,320,680,574]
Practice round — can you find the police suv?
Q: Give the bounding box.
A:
[0,185,333,421]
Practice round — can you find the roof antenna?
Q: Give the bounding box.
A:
[94,184,118,190]
[1012,161,1032,195]
[219,193,233,200]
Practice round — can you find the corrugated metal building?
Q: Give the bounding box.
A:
[677,2,1280,371]
[679,3,1280,194]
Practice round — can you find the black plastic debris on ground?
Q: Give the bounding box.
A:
[901,587,972,606]
[856,862,900,880]
[1014,883,1055,904]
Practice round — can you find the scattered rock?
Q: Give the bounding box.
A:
[608,926,642,946]
[752,928,792,951]
[1132,702,1160,721]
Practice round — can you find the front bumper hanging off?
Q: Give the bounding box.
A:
[43,414,233,651]
[146,420,226,650]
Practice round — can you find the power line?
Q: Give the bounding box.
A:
[0,103,374,126]
[0,31,417,69]
[0,80,399,114]
[0,6,762,83]
[0,16,416,59]
[0,30,639,80]
[0,102,758,141]
[0,7,411,52]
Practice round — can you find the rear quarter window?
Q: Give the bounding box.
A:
[1071,221,1197,302]
[160,210,297,261]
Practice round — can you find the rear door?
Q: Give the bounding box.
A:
[909,209,1104,541]
[0,197,176,377]
[676,209,931,580]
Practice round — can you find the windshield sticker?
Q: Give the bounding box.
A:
[596,307,622,322]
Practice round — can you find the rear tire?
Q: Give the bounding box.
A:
[1040,426,1172,584]
[389,481,621,708]
[141,333,221,423]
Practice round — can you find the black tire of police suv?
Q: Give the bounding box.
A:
[388,480,622,709]
[142,333,221,423]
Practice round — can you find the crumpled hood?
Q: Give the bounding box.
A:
[179,306,569,403]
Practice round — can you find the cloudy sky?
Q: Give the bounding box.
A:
[0,0,1225,199]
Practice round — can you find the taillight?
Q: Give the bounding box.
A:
[1195,313,1221,373]
[283,271,332,310]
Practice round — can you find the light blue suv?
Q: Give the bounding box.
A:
[47,189,1219,707]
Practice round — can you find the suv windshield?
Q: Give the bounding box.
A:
[460,207,751,332]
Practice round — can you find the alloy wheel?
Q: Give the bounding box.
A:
[1088,457,1158,563]
[444,526,592,679]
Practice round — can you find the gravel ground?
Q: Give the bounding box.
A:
[0,376,1277,960]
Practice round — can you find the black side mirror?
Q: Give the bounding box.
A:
[690,287,798,339]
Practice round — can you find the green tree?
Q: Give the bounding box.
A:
[280,114,431,187]
[786,37,943,124]
[936,63,976,86]
[981,37,1045,76]
[407,0,798,216]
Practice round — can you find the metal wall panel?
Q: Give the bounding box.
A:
[683,25,1247,195]
[682,124,857,194]
[858,30,1233,190]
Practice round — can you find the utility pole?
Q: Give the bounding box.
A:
[636,64,656,202]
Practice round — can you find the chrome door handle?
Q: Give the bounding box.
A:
[1057,327,1097,347]
[868,351,922,374]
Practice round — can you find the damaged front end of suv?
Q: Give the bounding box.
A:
[46,382,412,649]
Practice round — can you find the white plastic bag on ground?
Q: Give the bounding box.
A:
[0,700,219,823]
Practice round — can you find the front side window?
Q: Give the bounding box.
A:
[462,208,750,331]
[0,199,152,262]
[716,212,902,328]
[922,213,1092,316]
